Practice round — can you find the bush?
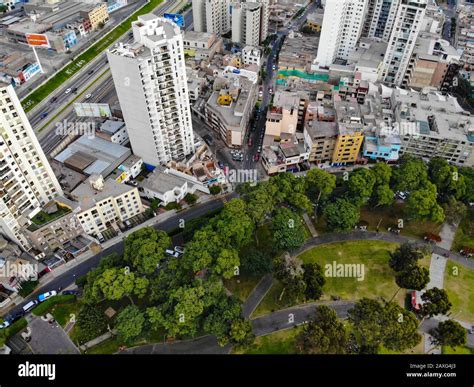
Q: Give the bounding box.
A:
[31,295,76,316]
[18,280,39,298]
[0,318,27,346]
[209,185,222,195]
[184,193,198,205]
[165,201,181,211]
[75,305,109,344]
[75,275,88,288]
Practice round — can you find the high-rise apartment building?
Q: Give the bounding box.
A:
[362,0,400,42]
[107,14,195,167]
[380,0,427,86]
[315,0,368,67]
[0,83,63,249]
[231,2,262,46]
[192,0,231,35]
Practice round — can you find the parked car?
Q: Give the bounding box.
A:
[38,290,57,303]
[22,300,39,313]
[248,138,253,147]
[124,220,133,229]
[424,233,442,244]
[62,289,78,296]
[174,246,185,254]
[253,153,260,162]
[0,320,11,329]
[203,134,214,146]
[396,191,408,200]
[165,249,180,258]
[96,233,105,243]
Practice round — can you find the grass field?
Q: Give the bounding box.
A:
[452,210,474,252]
[359,204,442,239]
[444,260,474,323]
[253,241,404,317]
[21,0,164,112]
[442,345,474,354]
[51,301,82,327]
[234,326,303,354]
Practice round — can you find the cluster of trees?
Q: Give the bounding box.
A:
[77,221,255,347]
[297,299,422,354]
[389,243,430,291]
[273,254,325,304]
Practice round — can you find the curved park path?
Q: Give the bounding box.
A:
[121,231,474,354]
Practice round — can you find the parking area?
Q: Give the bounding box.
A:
[27,316,79,354]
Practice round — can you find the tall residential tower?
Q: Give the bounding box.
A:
[107,14,195,166]
[0,83,63,249]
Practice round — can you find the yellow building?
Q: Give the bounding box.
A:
[306,12,323,32]
[332,125,364,164]
[83,3,109,31]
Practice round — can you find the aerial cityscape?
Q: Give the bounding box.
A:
[0,0,473,383]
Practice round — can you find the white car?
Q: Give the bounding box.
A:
[165,249,180,258]
[37,290,57,303]
[0,320,11,330]
[174,246,185,254]
[65,88,72,94]
[85,93,92,100]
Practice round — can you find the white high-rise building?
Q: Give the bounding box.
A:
[231,2,262,46]
[0,83,63,250]
[107,15,195,166]
[362,0,400,42]
[381,0,427,86]
[192,0,231,35]
[315,0,368,67]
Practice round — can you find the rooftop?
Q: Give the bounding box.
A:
[141,169,186,194]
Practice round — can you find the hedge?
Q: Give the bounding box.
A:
[0,318,27,346]
[31,295,76,316]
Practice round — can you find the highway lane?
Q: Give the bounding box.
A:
[27,0,179,129]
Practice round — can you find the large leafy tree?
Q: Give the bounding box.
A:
[115,305,146,343]
[373,184,394,207]
[214,199,254,249]
[273,253,306,303]
[323,199,360,231]
[86,267,149,304]
[442,196,467,225]
[271,207,307,251]
[244,182,277,224]
[431,320,467,349]
[203,295,242,346]
[395,265,430,291]
[391,155,428,192]
[389,243,425,272]
[302,263,325,300]
[297,305,347,354]
[348,298,421,353]
[460,167,474,203]
[346,168,376,205]
[420,288,452,318]
[405,182,445,223]
[240,250,272,277]
[124,227,171,275]
[428,158,466,201]
[305,168,336,202]
[371,162,392,186]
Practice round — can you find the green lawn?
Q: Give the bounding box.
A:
[452,210,474,252]
[51,301,82,327]
[444,260,474,324]
[21,0,164,112]
[253,241,404,317]
[29,206,71,228]
[442,345,474,354]
[359,204,442,239]
[234,326,303,354]
[223,276,260,303]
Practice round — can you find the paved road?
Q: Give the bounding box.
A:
[241,274,274,318]
[122,335,231,354]
[251,300,353,337]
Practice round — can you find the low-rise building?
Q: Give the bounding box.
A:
[304,121,338,164]
[183,31,223,61]
[141,168,189,206]
[96,120,129,145]
[205,75,257,148]
[71,175,144,236]
[111,155,143,183]
[262,137,309,175]
[332,101,364,165]
[241,46,262,67]
[391,88,474,166]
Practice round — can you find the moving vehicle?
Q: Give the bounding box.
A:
[248,137,253,147]
[424,233,442,244]
[88,70,94,75]
[65,88,72,94]
[49,96,58,103]
[85,93,92,100]
[22,300,39,313]
[40,112,49,119]
[203,134,214,146]
[38,290,57,302]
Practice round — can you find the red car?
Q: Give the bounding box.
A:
[248,138,253,147]
[253,153,260,162]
